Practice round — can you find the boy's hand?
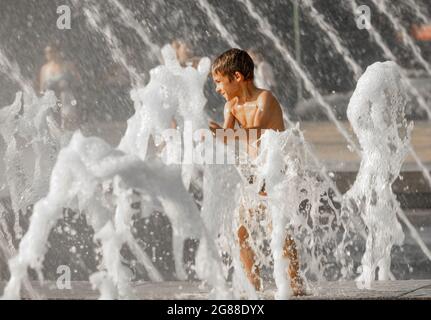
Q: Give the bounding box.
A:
[209,120,222,134]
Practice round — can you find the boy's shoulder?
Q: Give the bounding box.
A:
[256,89,278,108]
[257,89,274,99]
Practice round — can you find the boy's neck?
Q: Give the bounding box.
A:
[237,80,258,104]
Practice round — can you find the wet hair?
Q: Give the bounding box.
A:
[212,48,254,81]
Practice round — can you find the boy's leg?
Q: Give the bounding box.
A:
[283,234,305,296]
[237,224,261,291]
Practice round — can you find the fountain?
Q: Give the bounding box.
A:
[1,46,231,299]
[0,0,430,300]
[343,61,413,289]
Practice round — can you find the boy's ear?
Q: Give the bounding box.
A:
[234,71,244,82]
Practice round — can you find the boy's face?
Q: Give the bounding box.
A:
[212,71,241,101]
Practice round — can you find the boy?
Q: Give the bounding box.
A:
[209,48,305,296]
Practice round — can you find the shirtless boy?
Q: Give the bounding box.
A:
[209,48,305,296]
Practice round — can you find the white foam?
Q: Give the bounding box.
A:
[344,61,413,289]
[1,46,231,299]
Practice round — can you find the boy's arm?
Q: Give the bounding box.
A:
[222,99,236,129]
[209,100,236,134]
[209,100,245,144]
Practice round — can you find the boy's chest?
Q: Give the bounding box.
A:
[231,102,259,126]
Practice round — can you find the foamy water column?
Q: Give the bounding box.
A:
[21,92,64,204]
[0,134,133,298]
[254,125,353,298]
[0,91,59,241]
[119,44,210,192]
[344,61,413,289]
[119,44,209,157]
[0,93,24,239]
[2,130,230,299]
[2,44,231,299]
[118,44,211,280]
[255,127,306,299]
[1,132,131,299]
[199,139,258,299]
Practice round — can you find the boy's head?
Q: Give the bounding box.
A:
[44,44,61,62]
[212,48,254,101]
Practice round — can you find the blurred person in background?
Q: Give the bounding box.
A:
[171,39,201,69]
[37,44,81,132]
[411,24,431,41]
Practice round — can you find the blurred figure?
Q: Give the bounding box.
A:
[38,44,81,131]
[411,24,431,41]
[247,48,275,91]
[171,39,200,68]
[168,40,204,129]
